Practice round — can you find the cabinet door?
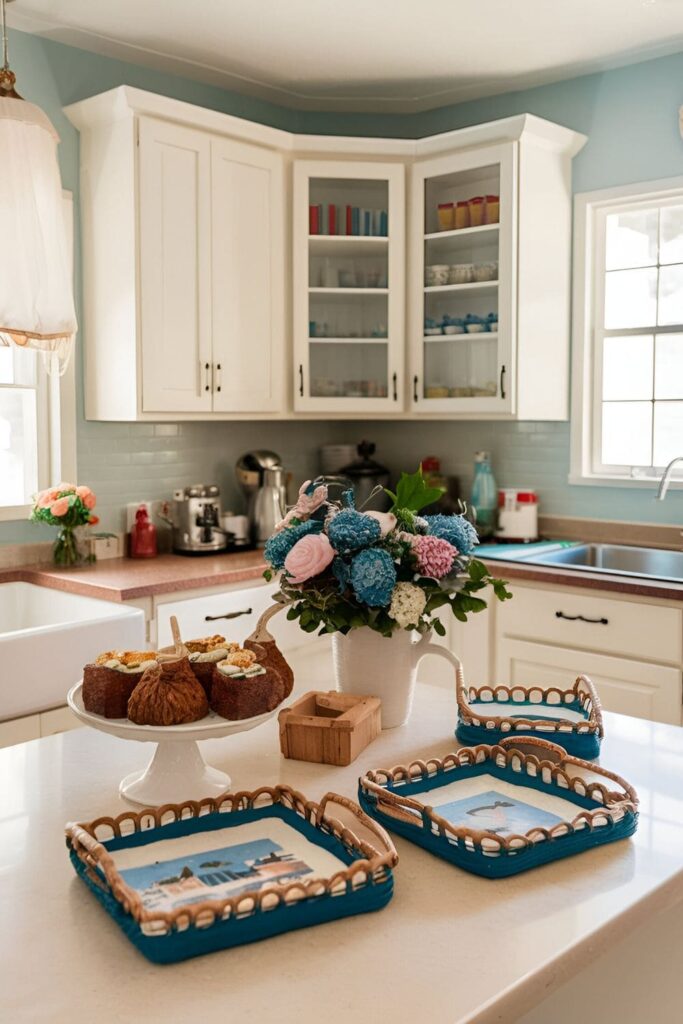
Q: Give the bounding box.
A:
[496,637,682,726]
[293,159,405,413]
[210,139,285,412]
[138,117,212,414]
[410,142,516,415]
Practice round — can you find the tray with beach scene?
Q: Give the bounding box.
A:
[358,737,637,878]
[66,785,397,963]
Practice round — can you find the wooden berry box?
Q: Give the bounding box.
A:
[279,691,381,766]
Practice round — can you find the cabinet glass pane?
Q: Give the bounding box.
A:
[604,268,657,329]
[655,333,683,399]
[308,178,388,238]
[660,205,683,265]
[309,341,387,399]
[657,264,683,326]
[605,208,658,270]
[424,337,497,399]
[654,402,683,466]
[602,335,653,400]
[601,401,652,465]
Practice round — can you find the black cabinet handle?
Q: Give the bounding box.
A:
[299,364,304,397]
[215,363,222,393]
[392,372,398,401]
[204,362,210,392]
[413,375,419,402]
[205,607,253,622]
[555,611,609,625]
[500,364,506,399]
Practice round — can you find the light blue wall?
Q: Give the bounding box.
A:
[2,32,682,545]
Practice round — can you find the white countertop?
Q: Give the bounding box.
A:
[2,681,683,1024]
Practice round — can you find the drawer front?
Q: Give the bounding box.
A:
[497,584,683,665]
[155,581,306,653]
[496,637,682,725]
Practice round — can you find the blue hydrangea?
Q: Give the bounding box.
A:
[350,548,396,607]
[327,509,381,554]
[424,514,479,556]
[332,556,352,593]
[264,520,322,569]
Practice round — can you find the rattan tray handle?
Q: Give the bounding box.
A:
[317,791,398,866]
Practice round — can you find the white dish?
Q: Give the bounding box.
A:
[68,681,278,806]
[443,325,465,334]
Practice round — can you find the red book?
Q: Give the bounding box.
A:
[345,205,352,235]
[309,205,319,235]
[328,203,336,236]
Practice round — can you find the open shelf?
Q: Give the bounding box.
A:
[308,235,389,258]
[309,287,389,296]
[424,281,498,296]
[424,223,499,243]
[423,332,498,343]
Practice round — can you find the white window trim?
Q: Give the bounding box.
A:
[570,174,683,490]
[0,192,77,522]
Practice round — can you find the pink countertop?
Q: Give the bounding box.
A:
[1,550,268,602]
[2,548,682,604]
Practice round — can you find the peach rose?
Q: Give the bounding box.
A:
[284,533,334,584]
[81,491,96,510]
[37,489,58,509]
[56,482,75,493]
[75,485,91,498]
[365,510,397,537]
[50,497,71,518]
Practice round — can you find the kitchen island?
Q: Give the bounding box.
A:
[2,680,682,1023]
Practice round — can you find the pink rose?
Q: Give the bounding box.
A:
[56,482,75,494]
[37,489,57,509]
[284,533,334,584]
[50,497,71,518]
[78,489,96,509]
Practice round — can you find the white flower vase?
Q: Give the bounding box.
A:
[332,627,462,729]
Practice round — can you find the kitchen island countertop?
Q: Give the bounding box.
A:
[3,680,683,1023]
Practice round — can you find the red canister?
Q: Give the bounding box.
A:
[129,505,158,558]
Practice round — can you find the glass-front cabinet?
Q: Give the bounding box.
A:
[409,143,515,414]
[293,160,405,412]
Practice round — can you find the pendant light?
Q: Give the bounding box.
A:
[0,0,77,374]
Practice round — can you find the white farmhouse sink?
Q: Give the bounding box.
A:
[0,582,145,720]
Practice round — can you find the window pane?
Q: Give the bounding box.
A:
[658,264,683,326]
[655,333,683,399]
[602,335,653,400]
[660,205,683,265]
[606,208,658,270]
[604,268,657,328]
[0,389,39,506]
[0,349,13,385]
[654,402,683,466]
[601,401,652,466]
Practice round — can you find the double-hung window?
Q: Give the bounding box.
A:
[572,177,683,486]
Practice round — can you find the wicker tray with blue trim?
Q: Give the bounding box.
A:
[65,785,397,963]
[456,674,604,759]
[358,737,637,878]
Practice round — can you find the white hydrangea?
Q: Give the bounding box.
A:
[389,582,427,628]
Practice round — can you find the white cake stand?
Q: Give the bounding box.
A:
[67,682,278,807]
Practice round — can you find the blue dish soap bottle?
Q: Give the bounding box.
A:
[471,451,498,540]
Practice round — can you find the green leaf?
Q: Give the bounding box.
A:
[386,467,444,515]
[432,617,446,637]
[468,559,489,583]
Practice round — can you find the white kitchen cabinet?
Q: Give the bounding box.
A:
[67,86,585,422]
[139,118,213,414]
[293,159,405,413]
[496,637,682,725]
[410,126,581,418]
[491,579,683,726]
[67,94,286,421]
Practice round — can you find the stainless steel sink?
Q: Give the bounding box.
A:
[528,543,683,582]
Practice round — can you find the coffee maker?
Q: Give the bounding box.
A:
[162,484,229,555]
[236,450,287,546]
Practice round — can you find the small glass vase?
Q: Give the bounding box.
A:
[53,526,91,568]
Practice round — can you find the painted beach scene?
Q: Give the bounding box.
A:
[120,837,314,913]
[433,789,563,836]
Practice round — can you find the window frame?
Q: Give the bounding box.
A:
[0,192,77,522]
[571,175,683,489]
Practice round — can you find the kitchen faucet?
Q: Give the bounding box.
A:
[655,457,683,500]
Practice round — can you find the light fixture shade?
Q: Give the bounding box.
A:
[0,96,77,370]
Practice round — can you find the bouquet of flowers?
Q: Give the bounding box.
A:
[30,483,100,566]
[264,467,511,638]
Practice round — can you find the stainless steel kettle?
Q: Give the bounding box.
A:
[340,441,391,512]
[251,466,287,546]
